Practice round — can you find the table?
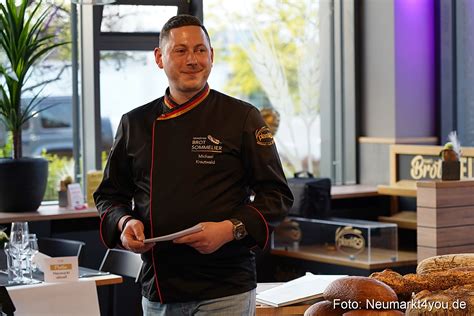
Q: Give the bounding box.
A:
[256,283,312,316]
[256,303,311,315]
[0,185,379,224]
[0,266,122,287]
[1,268,122,316]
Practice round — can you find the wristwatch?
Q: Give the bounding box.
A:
[230,218,247,240]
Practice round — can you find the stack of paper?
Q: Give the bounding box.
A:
[256,273,347,307]
[143,224,203,243]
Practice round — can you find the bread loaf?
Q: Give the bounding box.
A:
[370,269,474,301]
[343,310,404,316]
[417,254,474,274]
[324,276,398,309]
[406,283,474,315]
[304,300,344,316]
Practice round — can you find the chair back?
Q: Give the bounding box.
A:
[99,248,142,281]
[38,237,85,258]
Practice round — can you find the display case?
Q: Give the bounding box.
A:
[271,217,398,264]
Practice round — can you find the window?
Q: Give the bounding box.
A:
[101,5,177,33]
[100,51,167,135]
[39,100,72,129]
[84,0,356,184]
[204,0,324,176]
[81,0,200,176]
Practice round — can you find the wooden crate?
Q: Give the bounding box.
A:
[417,180,474,262]
[418,245,474,260]
[417,180,474,208]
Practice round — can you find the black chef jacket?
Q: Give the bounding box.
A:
[94,87,293,303]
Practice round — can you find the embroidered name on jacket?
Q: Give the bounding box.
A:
[192,136,223,165]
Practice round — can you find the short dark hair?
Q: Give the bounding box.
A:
[159,14,211,48]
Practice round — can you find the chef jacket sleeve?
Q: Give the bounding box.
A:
[94,114,135,248]
[232,107,293,250]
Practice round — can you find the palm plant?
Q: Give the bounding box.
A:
[0,0,67,159]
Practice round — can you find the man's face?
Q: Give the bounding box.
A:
[154,25,214,100]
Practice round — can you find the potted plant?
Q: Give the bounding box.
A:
[0,0,67,212]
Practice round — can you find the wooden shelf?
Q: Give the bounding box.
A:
[378,211,417,230]
[331,184,379,199]
[377,180,417,197]
[271,245,417,270]
[0,205,98,224]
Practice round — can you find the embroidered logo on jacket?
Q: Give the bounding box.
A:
[207,135,221,145]
[255,126,274,146]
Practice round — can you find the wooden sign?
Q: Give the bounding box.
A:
[390,145,474,183]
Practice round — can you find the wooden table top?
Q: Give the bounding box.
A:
[271,246,417,270]
[256,303,310,315]
[377,180,417,197]
[0,184,380,225]
[331,184,379,199]
[87,273,122,287]
[0,205,98,224]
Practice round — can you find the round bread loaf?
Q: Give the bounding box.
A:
[324,276,398,309]
[343,310,404,316]
[449,266,474,272]
[304,300,344,316]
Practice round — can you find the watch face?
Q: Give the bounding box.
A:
[232,220,247,240]
[236,229,245,239]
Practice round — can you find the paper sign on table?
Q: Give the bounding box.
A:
[67,183,86,209]
[32,251,51,272]
[43,256,78,283]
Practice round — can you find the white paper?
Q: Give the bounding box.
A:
[256,273,347,307]
[43,256,79,283]
[67,183,85,209]
[143,224,203,243]
[32,251,51,272]
[8,279,100,316]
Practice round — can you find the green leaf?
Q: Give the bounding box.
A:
[0,0,68,158]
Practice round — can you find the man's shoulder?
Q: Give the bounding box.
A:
[211,89,256,113]
[124,97,163,120]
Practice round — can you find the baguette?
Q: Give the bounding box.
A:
[417,254,474,274]
[406,283,474,315]
[370,269,474,301]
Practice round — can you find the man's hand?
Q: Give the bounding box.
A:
[120,218,155,253]
[173,221,234,254]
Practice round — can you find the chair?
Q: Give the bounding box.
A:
[98,249,143,316]
[37,237,85,258]
[99,248,142,280]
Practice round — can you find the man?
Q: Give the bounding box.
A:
[94,14,293,315]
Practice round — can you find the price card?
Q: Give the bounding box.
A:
[67,183,86,209]
[43,256,78,283]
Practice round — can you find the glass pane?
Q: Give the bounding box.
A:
[101,5,178,33]
[99,50,234,139]
[100,51,166,137]
[38,98,72,129]
[205,0,323,176]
